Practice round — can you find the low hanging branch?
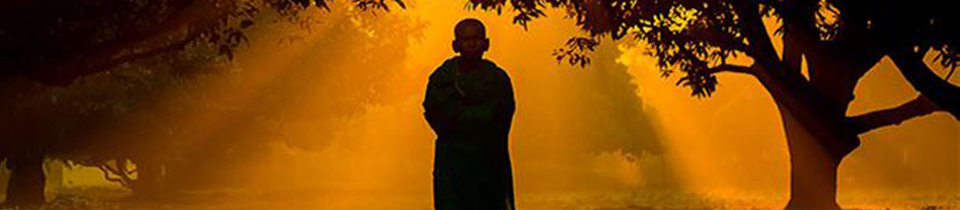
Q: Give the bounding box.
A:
[848,95,944,134]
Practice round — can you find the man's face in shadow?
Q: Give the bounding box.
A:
[453,20,489,61]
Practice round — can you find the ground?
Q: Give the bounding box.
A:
[1,187,957,210]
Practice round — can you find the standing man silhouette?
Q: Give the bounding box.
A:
[423,18,517,210]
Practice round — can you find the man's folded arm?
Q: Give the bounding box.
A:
[424,77,463,136]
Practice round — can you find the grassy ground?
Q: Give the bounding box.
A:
[1,187,957,210]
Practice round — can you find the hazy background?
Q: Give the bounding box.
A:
[2,1,957,209]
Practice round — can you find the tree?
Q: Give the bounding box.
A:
[0,0,404,86]
[565,41,674,188]
[0,0,407,206]
[467,0,958,209]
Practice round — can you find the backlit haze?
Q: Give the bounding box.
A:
[32,1,960,209]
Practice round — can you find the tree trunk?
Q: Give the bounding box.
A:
[3,152,45,206]
[780,107,849,210]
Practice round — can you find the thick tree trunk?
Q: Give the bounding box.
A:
[780,107,850,210]
[3,152,45,206]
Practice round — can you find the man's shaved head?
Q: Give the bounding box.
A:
[452,18,489,60]
[455,18,486,38]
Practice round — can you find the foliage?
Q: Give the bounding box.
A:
[0,0,406,85]
[467,0,959,98]
[464,1,959,207]
[0,0,422,193]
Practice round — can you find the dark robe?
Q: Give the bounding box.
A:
[424,56,516,210]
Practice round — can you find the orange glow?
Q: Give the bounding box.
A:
[27,2,959,209]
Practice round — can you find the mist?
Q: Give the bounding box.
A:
[1,1,957,209]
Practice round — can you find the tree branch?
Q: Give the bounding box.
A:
[703,64,755,75]
[25,0,224,85]
[93,31,206,72]
[889,49,960,119]
[97,164,131,187]
[735,1,790,77]
[778,0,818,79]
[848,95,944,134]
[691,26,752,54]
